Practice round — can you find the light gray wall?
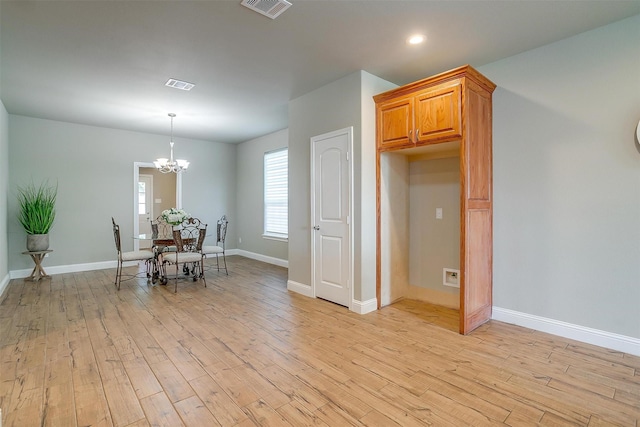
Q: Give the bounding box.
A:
[288,71,362,294]
[0,101,7,283]
[480,14,640,338]
[288,70,395,302]
[0,4,8,285]
[8,115,236,271]
[408,156,460,293]
[236,128,288,261]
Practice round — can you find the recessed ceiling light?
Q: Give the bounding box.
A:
[407,34,426,45]
[165,78,195,91]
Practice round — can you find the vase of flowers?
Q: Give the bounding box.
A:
[161,208,190,226]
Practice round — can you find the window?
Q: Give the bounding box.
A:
[138,181,146,215]
[264,148,288,240]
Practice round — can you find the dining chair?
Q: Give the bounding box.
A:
[202,215,229,275]
[160,219,207,293]
[152,215,177,253]
[112,217,154,290]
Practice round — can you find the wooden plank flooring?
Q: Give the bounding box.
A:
[0,255,638,426]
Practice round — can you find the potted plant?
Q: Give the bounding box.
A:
[17,180,57,251]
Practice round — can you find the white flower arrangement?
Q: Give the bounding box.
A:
[161,208,190,226]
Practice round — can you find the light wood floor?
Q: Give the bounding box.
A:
[0,256,638,426]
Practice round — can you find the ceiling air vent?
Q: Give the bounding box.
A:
[241,0,292,19]
[165,78,195,91]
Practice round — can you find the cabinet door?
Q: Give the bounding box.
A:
[377,96,414,151]
[415,83,461,144]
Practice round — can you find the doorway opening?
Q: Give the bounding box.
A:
[133,162,182,251]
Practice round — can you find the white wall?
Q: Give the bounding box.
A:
[236,128,288,262]
[360,72,398,302]
[480,14,640,338]
[8,115,237,272]
[380,152,409,306]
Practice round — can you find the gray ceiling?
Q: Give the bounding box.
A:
[2,1,639,144]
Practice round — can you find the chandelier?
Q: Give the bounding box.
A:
[154,113,189,173]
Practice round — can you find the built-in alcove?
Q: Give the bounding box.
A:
[375,65,495,334]
[380,142,460,314]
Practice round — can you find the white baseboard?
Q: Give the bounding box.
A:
[492,306,640,357]
[9,260,137,280]
[287,279,313,298]
[0,273,10,299]
[235,249,288,268]
[352,298,377,314]
[6,249,283,281]
[286,279,377,316]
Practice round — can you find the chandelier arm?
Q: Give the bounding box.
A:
[155,113,188,174]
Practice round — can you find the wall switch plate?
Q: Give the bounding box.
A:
[436,208,443,219]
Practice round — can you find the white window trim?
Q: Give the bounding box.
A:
[262,233,288,242]
[264,148,288,239]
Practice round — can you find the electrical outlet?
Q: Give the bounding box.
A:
[436,208,443,219]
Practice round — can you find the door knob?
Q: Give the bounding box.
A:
[313,225,320,231]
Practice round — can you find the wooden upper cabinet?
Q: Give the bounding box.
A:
[377,96,415,150]
[415,82,461,143]
[375,79,462,151]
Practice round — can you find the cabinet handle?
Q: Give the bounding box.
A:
[415,129,419,141]
[409,129,414,143]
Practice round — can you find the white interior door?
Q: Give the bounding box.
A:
[312,127,352,308]
[138,174,153,248]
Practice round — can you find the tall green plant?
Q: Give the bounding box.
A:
[17,181,57,235]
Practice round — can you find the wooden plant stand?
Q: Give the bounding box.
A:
[22,250,53,281]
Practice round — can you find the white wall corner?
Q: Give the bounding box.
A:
[0,273,10,299]
[287,279,313,298]
[492,306,640,357]
[234,249,288,268]
[351,298,378,315]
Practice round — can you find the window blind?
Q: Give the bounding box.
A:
[264,148,288,238]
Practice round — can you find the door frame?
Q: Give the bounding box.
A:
[133,162,182,251]
[310,126,354,310]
